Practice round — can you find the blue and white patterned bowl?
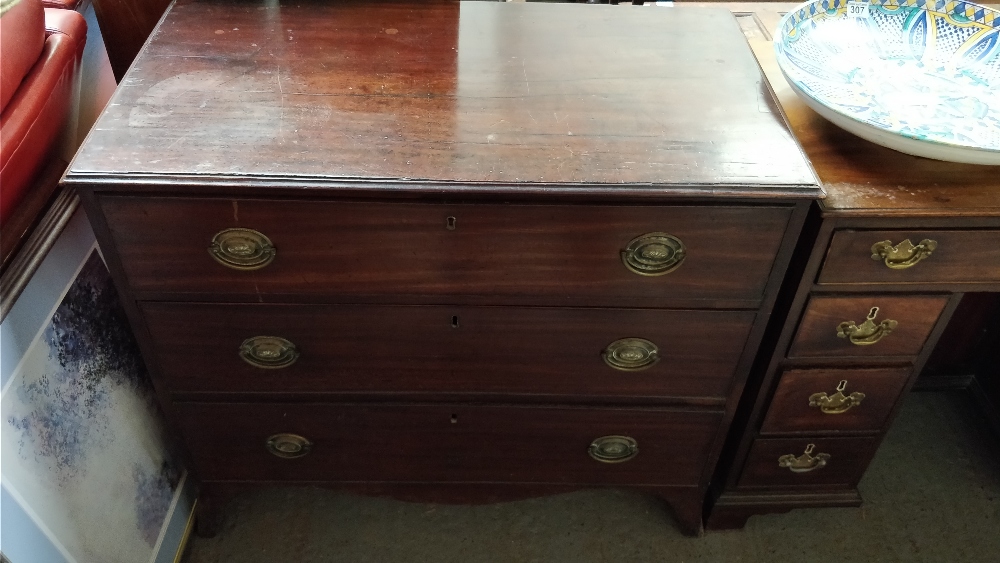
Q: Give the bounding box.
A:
[775,0,1000,165]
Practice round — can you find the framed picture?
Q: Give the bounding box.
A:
[1,207,193,563]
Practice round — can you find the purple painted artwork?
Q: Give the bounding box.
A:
[2,250,183,561]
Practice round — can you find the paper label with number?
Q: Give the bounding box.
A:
[846,0,869,18]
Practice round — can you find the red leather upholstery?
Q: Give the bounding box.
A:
[0,0,45,111]
[0,1,86,225]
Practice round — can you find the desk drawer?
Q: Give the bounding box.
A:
[99,197,791,306]
[737,437,879,489]
[819,229,1000,285]
[141,302,755,400]
[759,367,911,434]
[173,402,722,485]
[787,295,948,359]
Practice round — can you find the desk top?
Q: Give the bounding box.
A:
[708,1,1000,218]
[66,0,820,200]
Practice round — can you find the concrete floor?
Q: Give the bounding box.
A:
[182,392,1000,563]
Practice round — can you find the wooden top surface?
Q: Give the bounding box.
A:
[719,1,1000,217]
[65,0,820,199]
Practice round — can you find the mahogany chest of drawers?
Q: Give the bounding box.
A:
[64,0,821,535]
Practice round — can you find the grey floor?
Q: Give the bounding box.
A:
[182,392,1000,562]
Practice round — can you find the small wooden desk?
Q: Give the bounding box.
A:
[703,1,1000,529]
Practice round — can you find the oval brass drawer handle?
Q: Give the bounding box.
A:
[836,306,897,346]
[239,336,300,369]
[778,443,830,473]
[602,338,660,371]
[266,433,312,459]
[871,238,937,269]
[209,228,276,270]
[809,379,866,414]
[621,232,686,276]
[588,435,638,463]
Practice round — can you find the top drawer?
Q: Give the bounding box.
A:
[819,230,1000,286]
[97,197,792,306]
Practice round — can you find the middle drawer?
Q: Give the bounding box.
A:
[141,303,756,400]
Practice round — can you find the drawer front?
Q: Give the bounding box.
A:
[737,437,880,489]
[100,197,792,305]
[787,295,949,359]
[141,303,756,400]
[819,229,1000,285]
[759,367,911,434]
[173,403,722,485]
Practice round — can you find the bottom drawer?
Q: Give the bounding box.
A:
[737,437,880,489]
[174,403,722,486]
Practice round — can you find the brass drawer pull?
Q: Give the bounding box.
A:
[266,433,312,459]
[871,238,937,269]
[209,228,276,270]
[602,338,660,371]
[837,306,897,346]
[588,435,638,463]
[778,443,830,473]
[809,380,866,414]
[239,336,300,369]
[621,232,686,276]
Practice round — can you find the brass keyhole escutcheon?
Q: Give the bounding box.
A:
[837,306,898,346]
[588,435,638,463]
[809,380,866,414]
[209,228,276,270]
[621,233,686,276]
[266,433,312,459]
[871,238,937,269]
[778,443,830,473]
[239,336,300,369]
[602,338,660,371]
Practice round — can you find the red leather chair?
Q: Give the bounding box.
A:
[0,0,86,262]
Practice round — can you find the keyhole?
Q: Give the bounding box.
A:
[450,414,458,424]
[446,216,457,230]
[451,315,459,328]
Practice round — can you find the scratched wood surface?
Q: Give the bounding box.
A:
[67,0,818,195]
[726,2,1000,217]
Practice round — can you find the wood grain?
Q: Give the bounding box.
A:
[67,0,819,194]
[737,436,879,488]
[173,402,722,485]
[99,196,793,306]
[819,229,1000,285]
[787,295,949,359]
[759,367,911,434]
[140,302,756,400]
[91,0,174,81]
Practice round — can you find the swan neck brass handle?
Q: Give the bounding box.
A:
[209,228,276,270]
[837,306,897,346]
[778,443,830,473]
[871,238,937,269]
[266,433,312,459]
[809,380,866,414]
[588,436,638,463]
[621,232,686,276]
[239,336,300,369]
[602,338,660,371]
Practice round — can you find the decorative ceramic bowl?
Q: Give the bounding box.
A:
[775,0,1000,165]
